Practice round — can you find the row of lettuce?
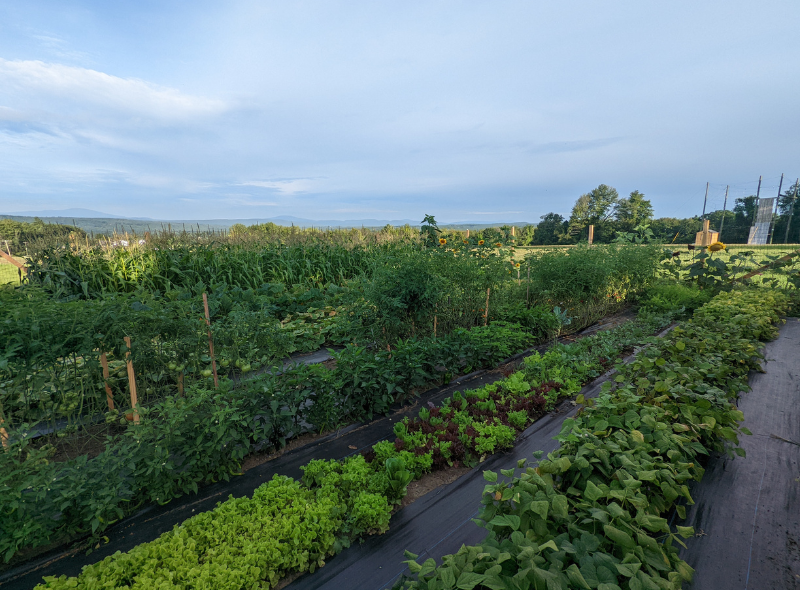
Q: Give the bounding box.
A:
[397,288,787,590]
[30,304,680,587]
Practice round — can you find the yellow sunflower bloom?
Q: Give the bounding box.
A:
[439,238,447,245]
[709,241,726,252]
[478,240,485,245]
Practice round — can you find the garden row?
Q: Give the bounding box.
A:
[397,288,788,590]
[1,320,540,563]
[1,241,662,431]
[29,302,680,588]
[0,282,352,429]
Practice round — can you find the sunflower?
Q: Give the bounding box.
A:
[478,239,485,245]
[495,242,502,247]
[514,263,520,268]
[439,238,447,245]
[463,240,468,244]
[709,241,726,252]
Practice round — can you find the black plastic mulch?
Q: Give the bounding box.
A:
[2,348,552,589]
[679,317,800,589]
[1,312,636,590]
[284,357,627,590]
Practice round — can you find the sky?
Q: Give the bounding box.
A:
[0,1,798,223]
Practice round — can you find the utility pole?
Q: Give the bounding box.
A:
[752,175,763,226]
[785,178,799,244]
[719,185,729,239]
[701,182,709,219]
[769,173,783,244]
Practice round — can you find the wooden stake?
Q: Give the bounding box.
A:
[484,288,491,326]
[526,264,531,308]
[177,372,184,397]
[124,337,139,424]
[588,225,594,245]
[100,352,115,410]
[203,293,219,388]
[0,403,8,449]
[433,315,437,339]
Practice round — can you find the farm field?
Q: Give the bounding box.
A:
[0,256,23,285]
[1,220,799,590]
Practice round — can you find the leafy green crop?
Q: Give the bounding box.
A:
[396,288,788,590]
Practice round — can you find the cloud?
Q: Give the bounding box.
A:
[223,194,279,207]
[236,178,320,195]
[525,137,625,155]
[0,58,226,121]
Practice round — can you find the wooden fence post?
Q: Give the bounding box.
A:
[588,225,594,245]
[484,288,491,326]
[202,293,219,388]
[124,336,139,424]
[100,352,115,410]
[701,219,711,246]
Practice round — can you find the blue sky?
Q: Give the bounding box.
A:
[1,1,798,223]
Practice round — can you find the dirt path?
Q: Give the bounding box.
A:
[680,318,800,589]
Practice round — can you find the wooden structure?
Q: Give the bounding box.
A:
[695,220,719,246]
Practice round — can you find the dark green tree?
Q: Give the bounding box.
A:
[614,190,653,232]
[773,180,800,243]
[532,213,567,245]
[567,184,619,242]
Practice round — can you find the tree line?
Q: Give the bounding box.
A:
[520,181,800,245]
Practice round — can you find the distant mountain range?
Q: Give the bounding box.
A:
[1,209,533,233]
[5,208,155,220]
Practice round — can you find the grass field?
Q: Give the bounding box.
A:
[0,257,24,285]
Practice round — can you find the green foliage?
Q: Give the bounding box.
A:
[639,281,712,315]
[615,190,654,232]
[525,244,662,305]
[37,475,341,590]
[24,301,682,587]
[396,288,787,590]
[567,184,620,242]
[0,321,538,562]
[0,218,84,253]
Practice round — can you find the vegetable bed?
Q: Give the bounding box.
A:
[29,311,676,589]
[397,289,788,590]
